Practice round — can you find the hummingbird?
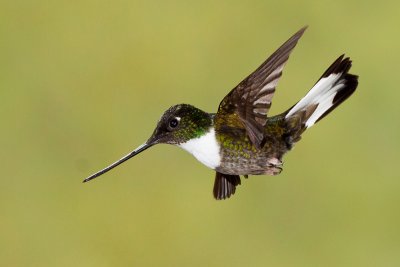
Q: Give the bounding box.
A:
[83,26,358,200]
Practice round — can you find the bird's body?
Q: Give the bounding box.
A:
[178,113,286,176]
[84,26,359,200]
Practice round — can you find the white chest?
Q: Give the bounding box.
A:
[178,128,221,169]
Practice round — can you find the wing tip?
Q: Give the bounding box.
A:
[297,25,309,35]
[213,173,242,200]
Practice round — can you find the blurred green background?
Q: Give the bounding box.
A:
[1,0,399,266]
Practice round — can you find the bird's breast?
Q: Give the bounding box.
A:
[178,128,221,169]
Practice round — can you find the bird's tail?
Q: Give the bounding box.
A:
[283,55,358,144]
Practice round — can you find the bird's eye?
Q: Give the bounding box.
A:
[169,118,179,129]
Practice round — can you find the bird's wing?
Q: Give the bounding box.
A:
[217,27,307,148]
[213,172,241,200]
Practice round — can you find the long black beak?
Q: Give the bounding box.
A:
[83,143,153,183]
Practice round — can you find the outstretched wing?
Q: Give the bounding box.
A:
[217,27,307,148]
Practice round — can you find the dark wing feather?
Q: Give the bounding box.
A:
[217,27,307,148]
[213,172,241,200]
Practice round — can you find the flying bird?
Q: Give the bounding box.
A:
[83,26,358,200]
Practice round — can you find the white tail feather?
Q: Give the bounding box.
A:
[285,73,347,128]
[282,55,358,145]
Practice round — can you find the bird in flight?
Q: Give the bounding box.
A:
[83,26,358,200]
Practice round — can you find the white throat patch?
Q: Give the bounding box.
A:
[178,128,221,169]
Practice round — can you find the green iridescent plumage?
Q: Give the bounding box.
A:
[148,104,213,145]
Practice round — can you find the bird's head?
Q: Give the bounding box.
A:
[83,104,212,182]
